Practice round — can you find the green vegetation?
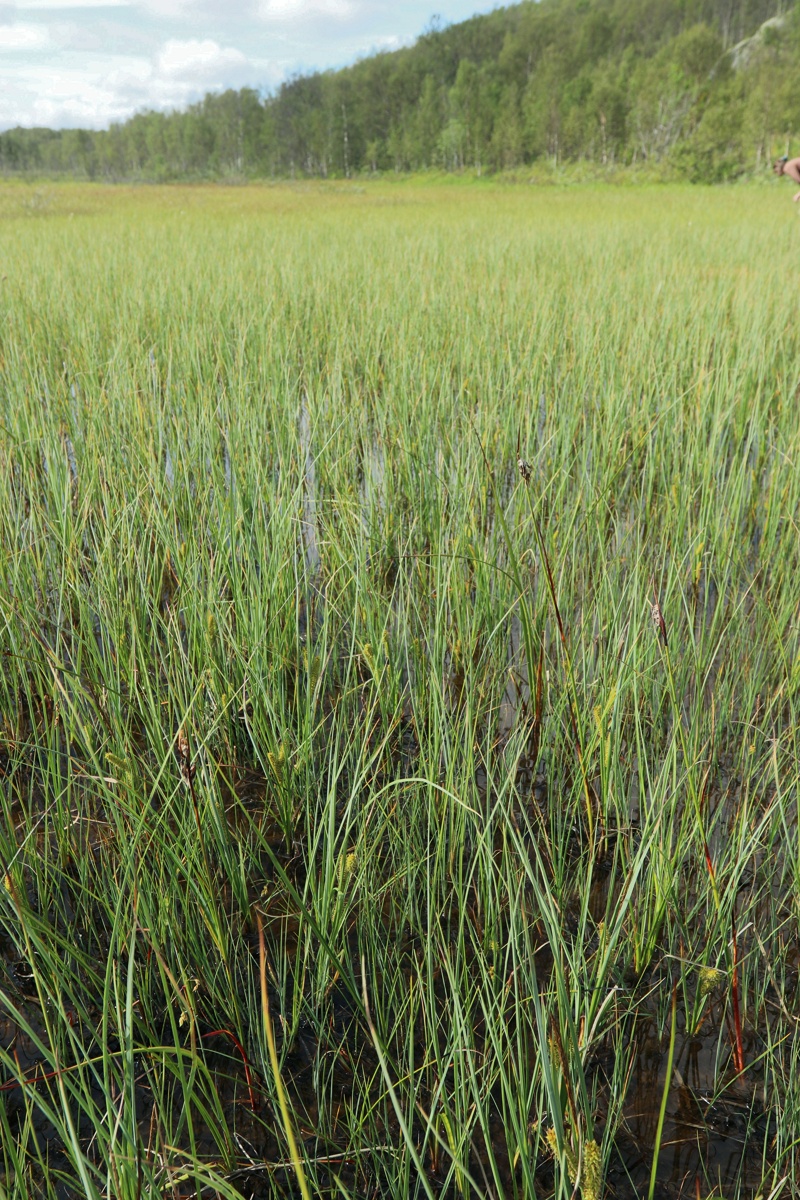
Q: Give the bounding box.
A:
[2,0,800,183]
[0,180,799,1199]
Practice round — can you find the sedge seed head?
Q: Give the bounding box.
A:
[699,966,724,997]
[582,1140,602,1200]
[267,743,286,782]
[650,598,667,647]
[177,728,195,781]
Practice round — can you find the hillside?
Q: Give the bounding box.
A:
[1,0,799,182]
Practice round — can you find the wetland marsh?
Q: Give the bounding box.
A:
[0,181,799,1199]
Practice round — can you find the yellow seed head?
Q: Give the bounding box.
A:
[581,1140,602,1200]
[267,743,286,782]
[699,966,724,997]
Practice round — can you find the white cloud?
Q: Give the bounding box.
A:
[48,20,105,48]
[0,35,259,129]
[259,0,355,22]
[136,0,197,15]
[368,33,405,49]
[0,0,498,132]
[135,0,251,16]
[15,0,129,9]
[0,61,140,126]
[156,36,246,79]
[0,21,50,46]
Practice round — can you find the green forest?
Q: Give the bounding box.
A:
[2,0,799,182]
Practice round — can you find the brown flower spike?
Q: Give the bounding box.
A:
[650,585,668,648]
[516,428,532,483]
[177,727,195,782]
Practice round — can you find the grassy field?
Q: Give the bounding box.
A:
[0,180,799,1200]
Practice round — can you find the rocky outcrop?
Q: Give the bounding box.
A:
[728,14,786,71]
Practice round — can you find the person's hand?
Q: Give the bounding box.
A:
[794,190,800,202]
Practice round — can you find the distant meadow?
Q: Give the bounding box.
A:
[0,180,799,1199]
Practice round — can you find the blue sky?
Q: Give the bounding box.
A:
[0,0,501,131]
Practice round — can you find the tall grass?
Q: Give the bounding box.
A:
[0,179,798,1198]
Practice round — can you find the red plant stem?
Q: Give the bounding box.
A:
[0,1064,62,1093]
[3,1032,261,1112]
[530,641,544,766]
[730,912,745,1074]
[703,837,744,1074]
[203,1028,259,1111]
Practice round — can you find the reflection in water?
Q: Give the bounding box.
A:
[617,1018,765,1197]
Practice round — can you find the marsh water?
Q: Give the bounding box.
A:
[1,405,788,1198]
[0,754,776,1200]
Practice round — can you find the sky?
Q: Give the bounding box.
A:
[0,0,501,131]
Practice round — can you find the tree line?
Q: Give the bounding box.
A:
[2,0,798,183]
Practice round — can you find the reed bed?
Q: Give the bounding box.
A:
[0,180,798,1199]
